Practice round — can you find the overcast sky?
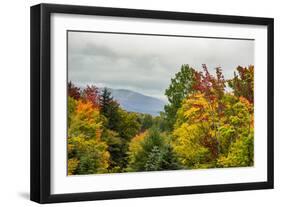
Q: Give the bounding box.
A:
[68,31,254,101]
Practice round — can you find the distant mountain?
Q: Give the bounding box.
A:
[108,88,165,116]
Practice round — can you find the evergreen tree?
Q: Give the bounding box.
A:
[100,88,114,116]
[127,127,180,172]
[101,129,127,172]
[99,88,120,130]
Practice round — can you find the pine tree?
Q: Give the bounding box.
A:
[99,88,120,130]
[99,88,114,116]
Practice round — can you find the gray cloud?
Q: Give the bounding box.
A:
[68,32,254,101]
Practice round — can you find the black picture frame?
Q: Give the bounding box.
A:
[30,3,274,204]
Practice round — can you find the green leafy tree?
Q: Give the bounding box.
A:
[68,135,109,174]
[217,129,254,167]
[67,96,76,128]
[140,114,154,131]
[153,112,170,132]
[164,64,195,130]
[117,110,141,140]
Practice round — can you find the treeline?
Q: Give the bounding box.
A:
[67,64,254,175]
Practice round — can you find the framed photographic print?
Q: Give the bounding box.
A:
[30,3,274,203]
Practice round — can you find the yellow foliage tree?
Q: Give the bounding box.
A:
[67,99,110,175]
[127,131,148,168]
[172,92,254,169]
[173,93,217,169]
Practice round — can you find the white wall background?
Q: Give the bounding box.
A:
[0,0,279,206]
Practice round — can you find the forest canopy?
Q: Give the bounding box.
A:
[67,64,254,175]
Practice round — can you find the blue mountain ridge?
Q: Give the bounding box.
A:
[108,88,166,116]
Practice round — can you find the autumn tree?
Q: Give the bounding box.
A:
[82,85,100,109]
[68,135,109,174]
[66,64,255,175]
[216,95,254,167]
[67,100,110,174]
[172,93,218,169]
[193,64,226,111]
[228,65,254,103]
[68,81,81,100]
[172,65,253,169]
[126,131,147,171]
[172,92,254,169]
